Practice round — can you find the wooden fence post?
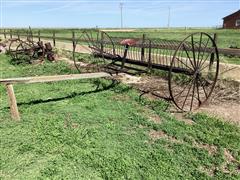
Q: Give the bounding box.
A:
[100,31,104,56]
[6,84,20,121]
[17,31,20,40]
[72,31,76,48]
[213,33,217,44]
[10,29,13,39]
[148,40,152,71]
[3,29,6,39]
[141,34,146,61]
[38,30,41,41]
[209,33,218,71]
[53,30,56,47]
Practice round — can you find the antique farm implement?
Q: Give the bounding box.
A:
[7,28,54,63]
[73,30,219,111]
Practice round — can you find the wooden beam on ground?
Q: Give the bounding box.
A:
[0,72,112,121]
[0,72,111,85]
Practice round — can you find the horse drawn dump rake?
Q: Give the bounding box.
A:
[73,30,219,111]
[7,29,54,63]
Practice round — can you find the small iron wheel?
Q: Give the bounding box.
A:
[15,41,34,63]
[8,38,22,60]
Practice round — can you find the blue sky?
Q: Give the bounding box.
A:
[0,0,239,28]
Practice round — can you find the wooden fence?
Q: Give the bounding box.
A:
[1,29,240,57]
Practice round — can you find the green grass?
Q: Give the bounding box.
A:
[0,54,239,179]
[4,28,240,49]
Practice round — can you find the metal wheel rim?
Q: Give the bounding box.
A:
[73,29,116,73]
[168,32,219,111]
[8,39,22,59]
[15,41,34,62]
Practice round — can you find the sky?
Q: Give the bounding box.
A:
[0,0,239,28]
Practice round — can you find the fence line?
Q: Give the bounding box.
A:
[0,29,240,57]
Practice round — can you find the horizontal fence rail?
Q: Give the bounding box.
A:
[1,30,240,57]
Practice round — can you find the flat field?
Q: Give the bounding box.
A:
[9,28,240,49]
[6,28,240,65]
[0,54,239,179]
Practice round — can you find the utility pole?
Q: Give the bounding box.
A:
[0,0,3,28]
[167,6,171,29]
[119,2,123,28]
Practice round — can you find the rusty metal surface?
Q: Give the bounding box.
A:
[7,28,55,63]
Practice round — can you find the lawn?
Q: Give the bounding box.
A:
[0,54,239,179]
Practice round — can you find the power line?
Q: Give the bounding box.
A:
[0,0,2,28]
[119,2,123,28]
[167,6,171,28]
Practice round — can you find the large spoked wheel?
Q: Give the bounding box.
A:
[169,32,219,111]
[8,38,22,59]
[73,29,116,73]
[15,41,34,63]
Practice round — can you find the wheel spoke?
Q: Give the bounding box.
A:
[198,78,209,98]
[173,78,193,98]
[181,79,194,110]
[199,48,215,71]
[85,33,93,47]
[190,78,196,111]
[200,63,210,72]
[198,37,210,67]
[196,79,202,106]
[175,57,194,70]
[183,43,195,69]
[191,35,197,68]
[197,33,203,68]
[200,75,214,87]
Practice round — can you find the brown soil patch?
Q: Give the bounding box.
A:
[197,103,240,125]
[139,106,162,124]
[114,73,143,84]
[221,148,240,174]
[120,74,240,125]
[111,94,130,101]
[196,79,240,125]
[148,130,181,144]
[224,149,236,163]
[209,80,240,104]
[149,114,161,124]
[172,112,194,125]
[219,63,240,81]
[198,166,215,177]
[193,141,218,155]
[149,130,167,141]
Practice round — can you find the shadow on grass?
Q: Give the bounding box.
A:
[1,80,119,110]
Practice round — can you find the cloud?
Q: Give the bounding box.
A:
[34,2,76,13]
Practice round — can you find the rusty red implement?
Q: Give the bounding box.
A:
[73,30,220,112]
[120,39,138,46]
